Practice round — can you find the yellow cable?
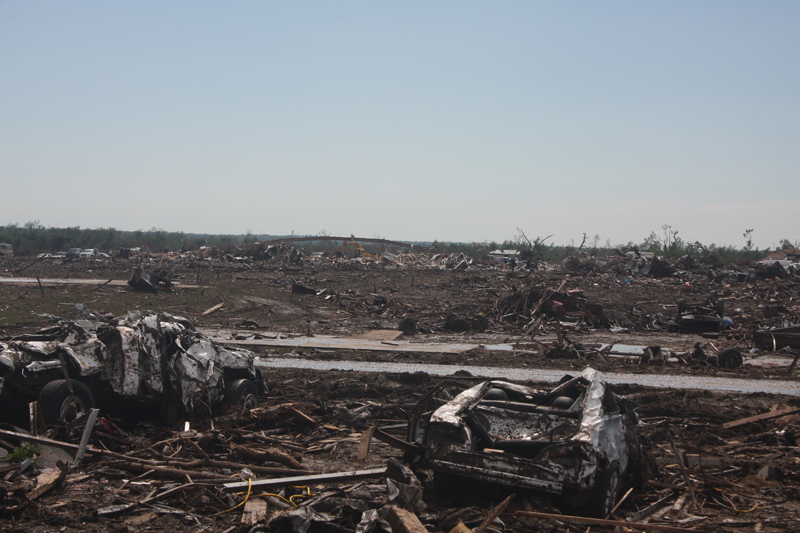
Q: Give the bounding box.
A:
[263,492,296,507]
[215,478,252,515]
[288,485,316,505]
[737,503,759,514]
[225,484,316,511]
[715,488,759,514]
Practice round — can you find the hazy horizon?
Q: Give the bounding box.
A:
[2,2,798,250]
[2,222,795,252]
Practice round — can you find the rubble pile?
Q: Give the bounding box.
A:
[493,285,605,328]
[2,249,800,531]
[2,369,800,532]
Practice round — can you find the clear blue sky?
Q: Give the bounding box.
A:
[2,1,798,249]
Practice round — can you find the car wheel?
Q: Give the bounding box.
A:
[399,317,417,335]
[446,317,471,332]
[471,314,490,332]
[38,379,95,425]
[585,462,621,518]
[718,348,743,369]
[226,379,259,411]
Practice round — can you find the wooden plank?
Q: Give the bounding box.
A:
[223,468,386,492]
[386,506,428,533]
[200,302,225,317]
[4,458,32,481]
[357,427,376,461]
[27,469,62,500]
[331,414,423,456]
[0,429,85,454]
[124,512,156,526]
[288,407,317,427]
[355,330,403,341]
[474,494,515,533]
[0,463,24,475]
[241,498,268,526]
[722,407,800,429]
[448,520,472,533]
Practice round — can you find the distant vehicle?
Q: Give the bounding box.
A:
[79,248,100,260]
[36,253,54,259]
[54,251,67,258]
[0,243,13,257]
[66,248,82,259]
[98,252,111,259]
[342,238,378,259]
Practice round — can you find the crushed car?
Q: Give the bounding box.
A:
[753,325,800,351]
[0,309,267,426]
[408,369,647,518]
[670,291,726,333]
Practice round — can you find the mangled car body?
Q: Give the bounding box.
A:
[0,310,266,425]
[671,292,726,333]
[754,325,800,351]
[409,369,646,517]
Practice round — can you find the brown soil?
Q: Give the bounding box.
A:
[1,255,799,532]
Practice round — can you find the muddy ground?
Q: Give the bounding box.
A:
[1,254,800,532]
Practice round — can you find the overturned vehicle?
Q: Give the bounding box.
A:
[409,369,647,517]
[0,310,266,426]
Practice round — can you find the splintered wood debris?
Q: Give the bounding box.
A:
[1,371,799,532]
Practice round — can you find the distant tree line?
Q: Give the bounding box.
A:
[0,221,792,263]
[493,226,791,264]
[0,222,262,256]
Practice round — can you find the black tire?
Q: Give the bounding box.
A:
[446,317,471,333]
[718,348,743,369]
[471,314,490,332]
[38,379,94,426]
[226,379,259,412]
[583,462,621,518]
[399,317,417,335]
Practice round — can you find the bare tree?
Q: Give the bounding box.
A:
[743,229,754,252]
[512,227,534,249]
[661,225,679,256]
[513,228,553,251]
[317,229,335,252]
